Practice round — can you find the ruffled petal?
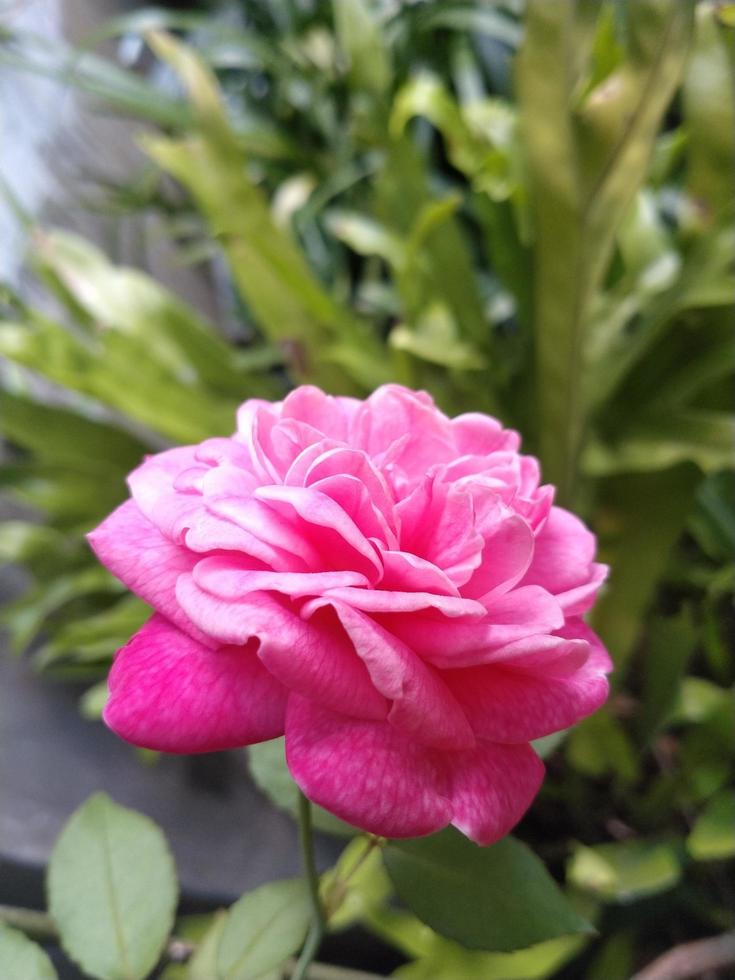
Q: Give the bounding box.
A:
[87,500,208,645]
[176,576,388,720]
[285,696,453,839]
[316,600,475,750]
[104,615,287,752]
[444,645,610,743]
[385,586,565,667]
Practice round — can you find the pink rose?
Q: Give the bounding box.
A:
[89,385,610,844]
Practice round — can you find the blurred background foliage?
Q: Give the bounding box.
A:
[0,0,733,977]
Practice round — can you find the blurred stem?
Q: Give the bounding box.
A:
[293,791,325,980]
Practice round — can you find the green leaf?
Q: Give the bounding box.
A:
[321,837,391,930]
[670,677,732,725]
[333,0,391,95]
[687,791,735,861]
[47,793,178,980]
[384,830,591,953]
[0,925,57,980]
[683,3,735,219]
[216,879,310,980]
[518,0,693,503]
[590,464,701,669]
[566,709,639,784]
[247,738,355,837]
[567,840,681,903]
[638,609,697,742]
[186,911,228,980]
[391,933,587,980]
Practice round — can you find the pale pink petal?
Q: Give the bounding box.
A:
[285,696,453,839]
[308,474,396,546]
[385,586,564,667]
[316,600,475,750]
[463,512,535,599]
[317,587,486,618]
[447,741,544,845]
[380,551,460,597]
[185,508,304,571]
[521,506,605,611]
[254,485,383,581]
[451,413,520,454]
[397,479,484,587]
[281,385,358,440]
[557,618,614,673]
[87,500,209,645]
[176,576,388,720]
[208,496,321,567]
[104,615,287,752]
[127,446,202,541]
[192,555,368,598]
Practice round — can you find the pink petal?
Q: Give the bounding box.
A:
[87,500,209,645]
[185,508,305,571]
[447,741,544,845]
[521,506,607,611]
[176,576,388,720]
[104,615,287,752]
[463,512,535,599]
[444,648,610,743]
[281,386,359,440]
[285,696,453,839]
[192,555,368,598]
[127,446,202,541]
[317,587,485,618]
[319,601,475,750]
[254,485,382,582]
[380,551,460,597]
[385,585,564,667]
[397,478,484,587]
[451,413,520,455]
[209,495,323,567]
[557,618,614,673]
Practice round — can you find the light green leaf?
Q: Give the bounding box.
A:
[333,0,391,95]
[683,3,735,219]
[186,911,228,980]
[384,830,591,953]
[687,791,735,861]
[79,680,110,720]
[567,840,681,903]
[321,837,391,930]
[216,879,310,980]
[671,678,732,725]
[0,925,57,980]
[47,793,178,980]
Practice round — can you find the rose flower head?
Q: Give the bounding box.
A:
[88,385,611,844]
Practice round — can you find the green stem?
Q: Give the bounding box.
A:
[292,791,325,980]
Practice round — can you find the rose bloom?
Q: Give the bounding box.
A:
[89,385,610,844]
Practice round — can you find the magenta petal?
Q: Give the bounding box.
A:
[176,576,388,720]
[444,652,610,743]
[285,696,453,839]
[322,601,475,750]
[104,615,287,752]
[87,500,209,645]
[447,741,544,845]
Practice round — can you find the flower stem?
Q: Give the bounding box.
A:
[293,791,325,980]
